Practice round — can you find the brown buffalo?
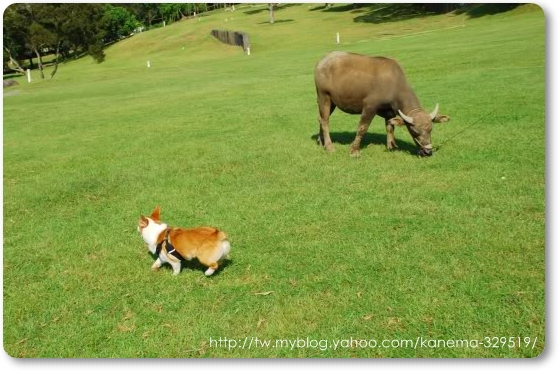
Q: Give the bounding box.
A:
[314,51,445,157]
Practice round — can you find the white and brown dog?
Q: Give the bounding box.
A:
[137,206,231,276]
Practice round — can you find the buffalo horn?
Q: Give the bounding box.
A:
[398,110,414,124]
[429,103,439,121]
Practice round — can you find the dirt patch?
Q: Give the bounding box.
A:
[3,80,19,88]
[4,90,20,97]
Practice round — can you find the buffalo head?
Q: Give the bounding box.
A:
[398,103,439,157]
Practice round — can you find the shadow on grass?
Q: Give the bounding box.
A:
[3,73,23,80]
[148,253,232,277]
[182,259,232,277]
[311,132,417,155]
[244,3,301,15]
[314,3,522,23]
[352,3,435,24]
[308,4,328,12]
[321,4,361,12]
[456,3,522,18]
[257,19,294,24]
[310,3,518,23]
[308,3,433,23]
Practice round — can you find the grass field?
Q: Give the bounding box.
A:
[3,3,545,358]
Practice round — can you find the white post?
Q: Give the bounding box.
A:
[26,69,31,83]
[147,61,151,68]
[247,47,251,56]
[336,32,340,44]
[163,20,166,27]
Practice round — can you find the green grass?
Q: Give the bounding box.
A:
[3,3,545,358]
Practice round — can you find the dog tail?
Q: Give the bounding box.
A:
[215,230,231,259]
[221,239,231,258]
[217,230,227,241]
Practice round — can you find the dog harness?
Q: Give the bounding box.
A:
[155,228,185,261]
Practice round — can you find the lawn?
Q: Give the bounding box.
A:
[3,3,545,358]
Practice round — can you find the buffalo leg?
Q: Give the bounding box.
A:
[385,119,398,150]
[317,94,335,152]
[350,111,374,157]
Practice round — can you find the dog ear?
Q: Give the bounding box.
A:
[139,215,149,228]
[150,206,161,222]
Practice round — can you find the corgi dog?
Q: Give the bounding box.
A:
[137,206,231,276]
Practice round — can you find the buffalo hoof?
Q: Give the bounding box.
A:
[387,141,398,151]
[325,144,335,153]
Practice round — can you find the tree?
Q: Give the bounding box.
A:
[121,3,159,28]
[269,3,276,24]
[3,3,107,78]
[33,3,107,77]
[103,4,141,43]
[56,4,107,65]
[3,3,220,78]
[159,3,186,24]
[27,20,55,79]
[3,4,29,74]
[143,4,162,26]
[196,3,208,14]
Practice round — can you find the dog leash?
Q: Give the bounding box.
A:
[155,228,185,260]
[434,109,494,151]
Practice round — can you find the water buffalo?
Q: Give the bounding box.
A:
[314,51,442,157]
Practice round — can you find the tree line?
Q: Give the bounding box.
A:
[3,3,473,78]
[3,3,230,78]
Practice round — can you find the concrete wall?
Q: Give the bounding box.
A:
[210,30,250,52]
